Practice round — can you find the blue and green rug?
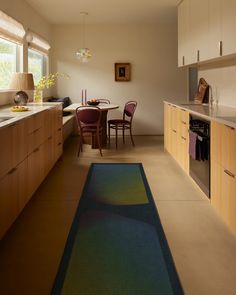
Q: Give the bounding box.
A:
[51,163,184,295]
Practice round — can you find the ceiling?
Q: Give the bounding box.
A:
[25,0,180,25]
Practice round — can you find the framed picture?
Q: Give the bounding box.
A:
[115,63,131,81]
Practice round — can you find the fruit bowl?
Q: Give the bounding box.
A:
[87,100,100,106]
[11,106,29,112]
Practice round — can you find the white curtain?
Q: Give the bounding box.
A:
[28,31,50,55]
[0,10,25,44]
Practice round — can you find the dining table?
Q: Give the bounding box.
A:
[64,103,119,148]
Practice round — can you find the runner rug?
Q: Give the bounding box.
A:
[51,163,184,295]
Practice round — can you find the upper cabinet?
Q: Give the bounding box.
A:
[178,0,236,67]
[221,0,236,56]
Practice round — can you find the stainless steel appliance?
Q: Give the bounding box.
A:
[189,115,210,198]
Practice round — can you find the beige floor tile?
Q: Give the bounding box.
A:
[0,136,236,295]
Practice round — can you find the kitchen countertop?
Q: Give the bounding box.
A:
[0,102,62,129]
[164,100,236,128]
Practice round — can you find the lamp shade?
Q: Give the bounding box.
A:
[9,73,34,90]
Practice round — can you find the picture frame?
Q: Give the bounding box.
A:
[115,63,131,82]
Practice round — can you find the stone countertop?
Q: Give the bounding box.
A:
[164,100,236,128]
[0,102,62,129]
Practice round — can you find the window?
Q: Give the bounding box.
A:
[0,37,19,89]
[27,31,50,85]
[28,48,45,85]
[0,10,25,90]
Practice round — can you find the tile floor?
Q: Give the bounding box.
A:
[0,136,236,295]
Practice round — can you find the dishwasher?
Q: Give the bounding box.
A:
[189,115,210,198]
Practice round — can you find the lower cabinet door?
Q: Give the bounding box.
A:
[211,161,222,215]
[0,170,18,239]
[221,167,236,234]
[27,146,43,198]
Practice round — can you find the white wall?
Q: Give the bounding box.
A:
[52,23,187,135]
[0,0,52,105]
[199,58,236,107]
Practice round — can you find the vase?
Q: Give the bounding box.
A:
[34,90,43,103]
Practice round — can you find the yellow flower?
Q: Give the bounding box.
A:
[35,72,70,91]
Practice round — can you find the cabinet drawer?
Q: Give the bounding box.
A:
[221,124,236,175]
[28,127,43,154]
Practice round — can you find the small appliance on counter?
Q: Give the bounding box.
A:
[194,77,210,104]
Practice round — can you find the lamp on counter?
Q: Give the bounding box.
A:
[9,73,35,106]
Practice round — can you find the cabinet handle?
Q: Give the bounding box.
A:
[197,50,200,62]
[224,169,235,178]
[8,167,17,175]
[181,136,186,141]
[182,56,185,66]
[172,129,177,133]
[33,147,40,153]
[219,41,223,56]
[48,135,53,140]
[181,121,187,125]
[58,128,62,131]
[58,142,62,146]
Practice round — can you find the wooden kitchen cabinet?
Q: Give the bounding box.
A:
[221,124,236,176]
[211,120,223,164]
[0,159,28,239]
[178,108,189,173]
[0,125,13,179]
[211,120,236,234]
[164,103,172,153]
[164,103,189,173]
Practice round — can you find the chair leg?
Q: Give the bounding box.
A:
[129,127,135,146]
[115,125,118,149]
[97,131,103,156]
[108,123,110,145]
[122,125,125,143]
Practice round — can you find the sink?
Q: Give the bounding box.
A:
[0,116,14,123]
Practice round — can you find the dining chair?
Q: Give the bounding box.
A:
[97,99,110,104]
[75,106,103,156]
[108,101,137,148]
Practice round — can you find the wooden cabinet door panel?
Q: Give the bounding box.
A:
[221,124,236,175]
[0,169,18,239]
[164,103,172,152]
[0,125,13,179]
[211,120,223,165]
[211,161,222,215]
[221,167,236,234]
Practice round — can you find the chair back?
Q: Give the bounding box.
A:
[76,106,101,132]
[123,101,137,122]
[98,99,110,104]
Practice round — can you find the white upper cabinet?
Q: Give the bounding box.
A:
[208,0,221,59]
[190,0,209,63]
[221,0,236,56]
[178,0,236,66]
[178,0,189,66]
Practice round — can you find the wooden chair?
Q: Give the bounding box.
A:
[75,106,103,156]
[97,99,110,104]
[108,101,137,148]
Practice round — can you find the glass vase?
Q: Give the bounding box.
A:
[34,90,43,103]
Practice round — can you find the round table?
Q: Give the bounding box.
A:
[64,103,119,147]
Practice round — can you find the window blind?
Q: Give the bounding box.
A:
[0,10,25,44]
[28,31,50,55]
